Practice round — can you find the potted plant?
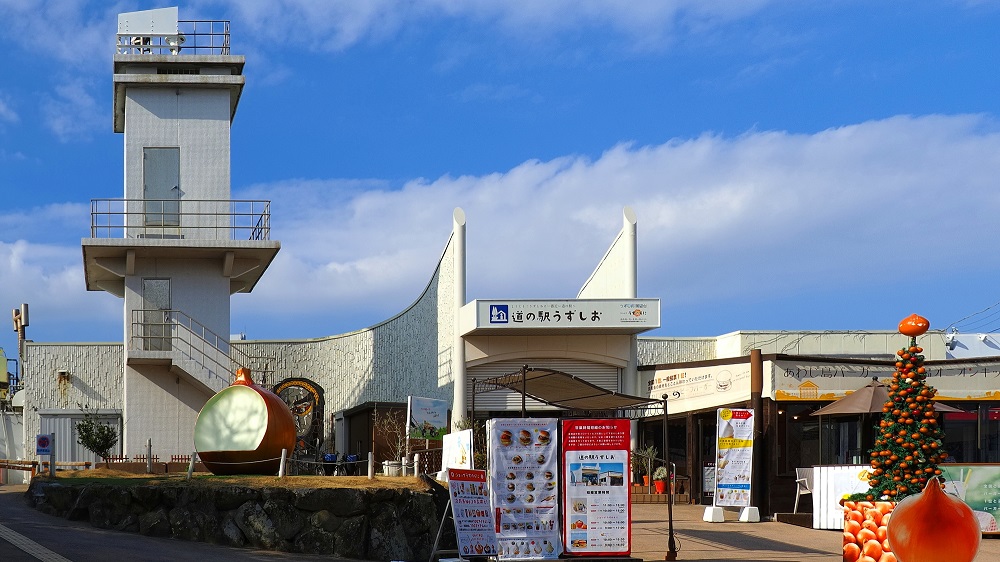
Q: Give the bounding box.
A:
[653,466,671,494]
[632,445,657,489]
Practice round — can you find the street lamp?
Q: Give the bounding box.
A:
[662,393,678,560]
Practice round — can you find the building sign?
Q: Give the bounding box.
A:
[489,418,562,559]
[714,408,753,508]
[470,299,660,331]
[645,364,752,414]
[773,359,1000,401]
[449,468,501,557]
[561,419,631,556]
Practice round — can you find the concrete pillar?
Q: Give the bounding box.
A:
[452,208,468,429]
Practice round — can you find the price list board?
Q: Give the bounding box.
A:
[449,469,500,558]
[561,419,631,556]
[488,418,562,560]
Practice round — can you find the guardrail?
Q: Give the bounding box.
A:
[130,309,273,387]
[0,459,39,477]
[90,199,271,241]
[116,20,231,56]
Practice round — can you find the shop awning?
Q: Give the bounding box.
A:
[473,366,659,411]
[810,378,964,416]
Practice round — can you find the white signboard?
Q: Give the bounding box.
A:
[646,363,752,414]
[714,408,753,507]
[36,434,53,456]
[489,418,562,559]
[471,299,659,331]
[442,429,474,470]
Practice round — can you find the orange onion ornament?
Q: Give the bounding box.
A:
[886,478,980,562]
[194,367,296,475]
[898,314,930,337]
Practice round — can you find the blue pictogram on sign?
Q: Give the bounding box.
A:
[489,304,509,324]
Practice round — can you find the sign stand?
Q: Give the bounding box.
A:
[36,433,54,477]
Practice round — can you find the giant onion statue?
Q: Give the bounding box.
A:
[194,367,296,475]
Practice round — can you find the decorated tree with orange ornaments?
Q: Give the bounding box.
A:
[854,314,948,502]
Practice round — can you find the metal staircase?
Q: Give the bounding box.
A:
[128,309,271,393]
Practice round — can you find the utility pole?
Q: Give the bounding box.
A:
[11,303,28,383]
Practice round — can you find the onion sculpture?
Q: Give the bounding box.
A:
[897,314,930,337]
[194,367,296,475]
[886,478,980,562]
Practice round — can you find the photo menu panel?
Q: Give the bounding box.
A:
[489,418,562,559]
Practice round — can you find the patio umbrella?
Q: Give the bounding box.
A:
[809,378,964,416]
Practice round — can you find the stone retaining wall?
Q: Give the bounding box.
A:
[25,477,453,561]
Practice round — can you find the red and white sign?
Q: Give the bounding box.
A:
[448,468,500,558]
[561,419,631,556]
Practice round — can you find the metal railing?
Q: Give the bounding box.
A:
[90,199,270,241]
[116,20,231,55]
[130,309,273,387]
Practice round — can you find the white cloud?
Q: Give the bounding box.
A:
[0,0,114,67]
[6,114,1000,343]
[199,0,774,53]
[41,77,103,142]
[233,114,1000,335]
[0,95,18,124]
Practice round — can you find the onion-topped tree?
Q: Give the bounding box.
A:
[857,314,948,501]
[194,367,296,475]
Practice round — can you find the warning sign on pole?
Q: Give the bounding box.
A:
[36,434,53,456]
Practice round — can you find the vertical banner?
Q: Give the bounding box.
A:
[714,408,754,507]
[442,429,474,470]
[489,418,562,559]
[406,396,450,440]
[449,468,500,558]
[561,419,631,556]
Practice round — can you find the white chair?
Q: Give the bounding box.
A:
[793,467,813,513]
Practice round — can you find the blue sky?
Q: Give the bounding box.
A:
[3,1,1000,363]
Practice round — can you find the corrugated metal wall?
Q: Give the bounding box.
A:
[468,359,620,413]
[38,411,122,465]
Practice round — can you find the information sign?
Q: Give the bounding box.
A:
[561,419,631,556]
[449,468,500,557]
[36,434,52,456]
[714,408,754,507]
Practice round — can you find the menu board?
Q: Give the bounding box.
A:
[489,418,562,559]
[449,468,500,558]
[561,419,631,556]
[714,408,754,507]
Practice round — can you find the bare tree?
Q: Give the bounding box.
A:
[373,405,408,467]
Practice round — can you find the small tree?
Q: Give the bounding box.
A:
[373,405,408,465]
[75,404,118,462]
[632,445,657,485]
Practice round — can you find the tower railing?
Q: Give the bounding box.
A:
[129,309,274,388]
[116,20,231,56]
[90,199,270,241]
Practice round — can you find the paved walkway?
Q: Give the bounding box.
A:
[630,502,1000,562]
[4,481,999,561]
